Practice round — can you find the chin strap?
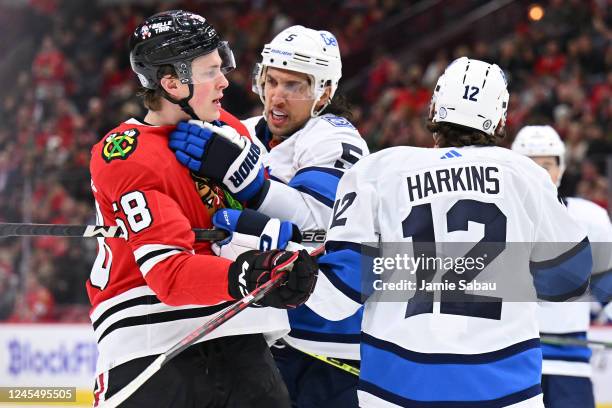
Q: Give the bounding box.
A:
[161,84,199,120]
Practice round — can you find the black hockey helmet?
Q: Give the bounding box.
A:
[129,10,235,90]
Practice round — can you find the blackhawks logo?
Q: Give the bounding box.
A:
[193,174,242,218]
[102,129,139,163]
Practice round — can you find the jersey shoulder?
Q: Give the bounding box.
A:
[304,114,360,138]
[294,114,368,157]
[347,146,426,180]
[241,116,262,137]
[90,119,176,194]
[317,114,358,130]
[566,197,611,226]
[461,146,556,188]
[218,108,250,138]
[92,119,172,165]
[300,114,362,142]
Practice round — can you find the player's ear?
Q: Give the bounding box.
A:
[315,87,332,110]
[432,133,441,148]
[160,75,184,99]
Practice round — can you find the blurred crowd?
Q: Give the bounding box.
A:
[0,0,609,322]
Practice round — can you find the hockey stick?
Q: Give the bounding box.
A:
[0,223,328,243]
[280,334,612,379]
[279,334,612,379]
[0,223,228,241]
[100,245,324,407]
[278,339,360,376]
[541,335,612,350]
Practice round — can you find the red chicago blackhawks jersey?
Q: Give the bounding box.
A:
[88,117,288,376]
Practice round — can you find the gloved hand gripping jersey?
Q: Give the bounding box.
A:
[169,120,266,201]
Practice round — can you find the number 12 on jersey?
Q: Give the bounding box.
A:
[402,199,506,320]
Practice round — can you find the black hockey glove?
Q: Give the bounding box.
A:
[228,249,318,309]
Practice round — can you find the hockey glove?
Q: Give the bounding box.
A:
[212,208,301,261]
[228,249,318,309]
[169,120,265,201]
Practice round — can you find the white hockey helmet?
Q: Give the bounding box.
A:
[253,25,342,117]
[430,57,509,135]
[511,125,566,183]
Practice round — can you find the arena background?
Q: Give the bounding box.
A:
[0,0,610,406]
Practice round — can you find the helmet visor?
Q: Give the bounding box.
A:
[177,41,235,85]
[257,65,315,101]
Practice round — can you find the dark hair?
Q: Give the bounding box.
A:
[426,120,506,147]
[137,65,177,111]
[321,93,353,121]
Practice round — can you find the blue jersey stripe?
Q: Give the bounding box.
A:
[288,328,361,344]
[591,268,612,303]
[358,380,542,407]
[289,167,342,208]
[531,238,592,301]
[319,263,363,304]
[319,247,367,304]
[293,185,334,208]
[288,304,362,340]
[360,334,542,402]
[540,331,591,362]
[294,166,345,179]
[325,240,362,254]
[362,333,540,364]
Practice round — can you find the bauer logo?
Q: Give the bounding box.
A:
[270,48,292,56]
[6,339,97,377]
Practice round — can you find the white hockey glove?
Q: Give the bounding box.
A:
[604,302,612,320]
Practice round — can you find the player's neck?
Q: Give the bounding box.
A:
[270,135,284,147]
[144,103,190,126]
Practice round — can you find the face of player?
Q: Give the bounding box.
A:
[263,67,328,138]
[187,50,229,121]
[531,156,561,185]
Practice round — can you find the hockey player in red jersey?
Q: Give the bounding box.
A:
[88,10,316,407]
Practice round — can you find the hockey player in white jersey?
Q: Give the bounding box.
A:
[306,57,593,407]
[169,25,369,407]
[512,125,612,408]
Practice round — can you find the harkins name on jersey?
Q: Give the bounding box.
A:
[406,164,502,202]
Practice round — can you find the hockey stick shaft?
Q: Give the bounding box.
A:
[0,223,327,243]
[0,223,229,241]
[279,339,360,376]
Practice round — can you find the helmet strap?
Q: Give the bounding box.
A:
[161,84,199,120]
[310,89,330,117]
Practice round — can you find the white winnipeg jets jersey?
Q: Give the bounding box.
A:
[242,113,369,358]
[307,146,591,407]
[538,196,612,377]
[243,114,369,231]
